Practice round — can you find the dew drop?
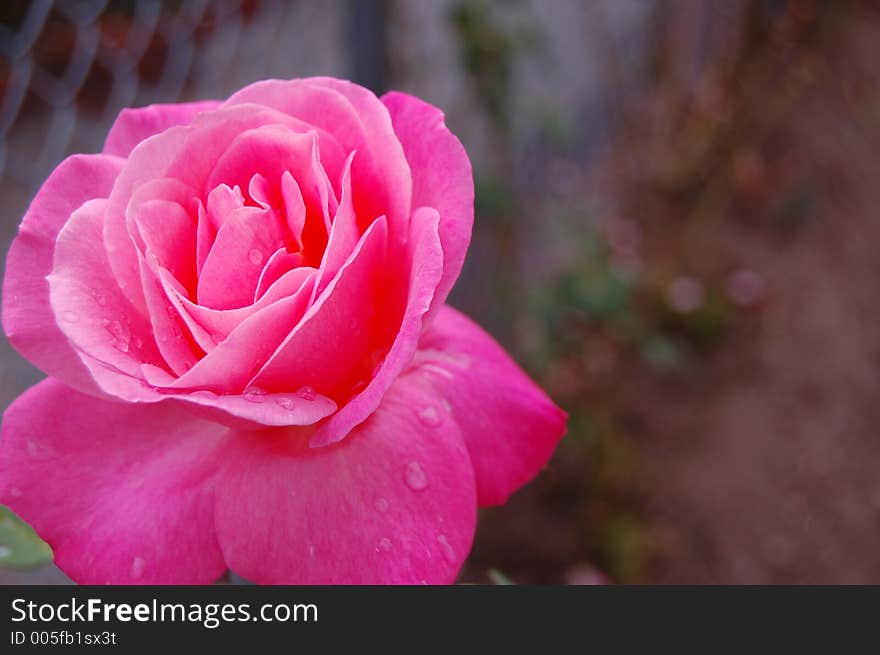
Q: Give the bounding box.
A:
[437,534,455,563]
[61,310,79,323]
[134,337,144,350]
[417,405,442,427]
[10,487,22,498]
[374,497,389,513]
[248,249,264,266]
[378,538,392,552]
[92,289,107,306]
[0,546,10,559]
[308,545,315,558]
[404,461,428,491]
[244,387,267,403]
[275,397,294,410]
[296,386,316,401]
[130,556,145,580]
[104,319,131,353]
[26,439,39,458]
[166,307,182,338]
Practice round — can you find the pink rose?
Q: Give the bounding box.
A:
[0,77,566,584]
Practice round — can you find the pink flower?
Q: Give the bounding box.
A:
[0,77,566,584]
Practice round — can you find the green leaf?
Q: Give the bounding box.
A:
[487,568,515,585]
[0,505,53,569]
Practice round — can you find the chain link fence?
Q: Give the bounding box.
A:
[0,0,354,194]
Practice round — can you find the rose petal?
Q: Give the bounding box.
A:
[225,78,411,242]
[150,265,319,395]
[214,372,476,584]
[312,151,360,299]
[196,184,244,275]
[413,305,568,506]
[0,378,227,584]
[280,170,306,250]
[176,265,315,343]
[250,217,389,396]
[2,154,123,394]
[382,91,474,318]
[197,205,287,309]
[134,198,197,294]
[103,100,222,157]
[103,104,313,313]
[48,198,167,385]
[205,126,337,268]
[166,388,337,429]
[309,207,443,447]
[255,248,304,301]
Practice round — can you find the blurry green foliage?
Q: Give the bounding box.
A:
[450,0,526,131]
[487,568,515,585]
[473,175,515,220]
[0,505,53,569]
[639,334,683,371]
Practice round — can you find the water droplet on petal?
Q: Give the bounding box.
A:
[92,289,107,306]
[103,319,131,353]
[26,439,39,458]
[417,405,441,427]
[374,497,389,512]
[378,538,392,552]
[131,556,145,580]
[276,397,294,410]
[308,545,315,558]
[244,387,267,403]
[404,461,428,491]
[0,546,10,558]
[296,386,316,401]
[61,310,79,323]
[166,307,182,338]
[248,249,264,265]
[437,534,455,563]
[10,487,22,498]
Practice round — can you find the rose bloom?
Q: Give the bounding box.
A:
[0,77,566,584]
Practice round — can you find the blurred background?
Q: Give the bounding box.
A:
[2,0,880,584]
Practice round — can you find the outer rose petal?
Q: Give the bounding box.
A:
[214,373,476,584]
[0,379,227,584]
[2,154,123,394]
[48,198,167,385]
[413,305,568,506]
[103,100,221,157]
[382,91,474,317]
